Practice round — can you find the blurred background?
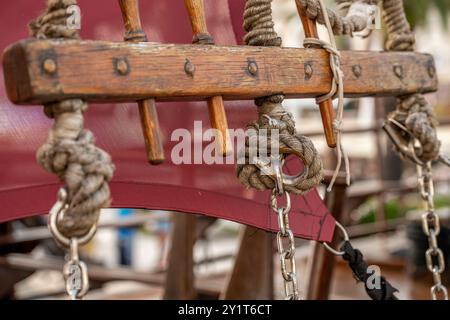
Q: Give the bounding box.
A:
[0,0,449,300]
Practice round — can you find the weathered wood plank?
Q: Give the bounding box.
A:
[2,39,438,104]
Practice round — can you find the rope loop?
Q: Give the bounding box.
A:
[32,1,114,238]
[236,97,323,194]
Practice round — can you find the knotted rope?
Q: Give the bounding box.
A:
[381,0,445,165]
[30,0,114,238]
[237,0,323,195]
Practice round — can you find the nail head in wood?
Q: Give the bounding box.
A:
[304,62,313,80]
[428,62,436,79]
[248,61,258,76]
[184,58,195,77]
[114,57,130,76]
[42,58,57,75]
[393,64,403,79]
[352,64,362,78]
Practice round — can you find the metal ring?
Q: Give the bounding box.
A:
[321,222,350,256]
[383,118,425,166]
[431,284,449,300]
[278,147,310,187]
[49,188,97,248]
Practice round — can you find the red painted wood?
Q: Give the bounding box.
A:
[0,0,335,242]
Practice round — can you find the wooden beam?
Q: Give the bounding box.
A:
[3,39,438,104]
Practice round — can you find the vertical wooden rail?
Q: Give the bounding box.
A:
[295,0,337,148]
[118,0,165,164]
[184,0,231,156]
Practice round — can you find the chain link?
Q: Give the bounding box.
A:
[271,190,300,300]
[49,188,94,300]
[417,163,448,300]
[63,238,89,300]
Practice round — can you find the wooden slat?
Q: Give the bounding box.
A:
[3,39,438,104]
[296,0,336,148]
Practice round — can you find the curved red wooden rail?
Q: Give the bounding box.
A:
[0,0,335,242]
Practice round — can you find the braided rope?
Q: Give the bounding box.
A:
[30,0,114,238]
[236,96,323,194]
[382,0,415,51]
[238,0,322,195]
[381,0,443,165]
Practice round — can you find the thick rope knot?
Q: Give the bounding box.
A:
[37,99,114,237]
[341,241,399,300]
[29,0,80,39]
[243,0,282,46]
[379,0,441,164]
[390,94,441,163]
[30,1,114,238]
[239,0,323,194]
[236,98,323,194]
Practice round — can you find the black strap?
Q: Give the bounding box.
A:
[341,241,399,300]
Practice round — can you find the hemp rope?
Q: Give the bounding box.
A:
[381,0,444,165]
[237,0,323,195]
[30,0,114,238]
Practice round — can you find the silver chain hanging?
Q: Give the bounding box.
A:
[417,163,448,300]
[271,189,300,300]
[49,188,96,300]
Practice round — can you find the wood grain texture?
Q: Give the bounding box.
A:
[3,40,438,104]
[119,0,165,164]
[184,0,209,40]
[118,0,147,42]
[184,0,231,156]
[296,0,336,148]
[138,99,164,164]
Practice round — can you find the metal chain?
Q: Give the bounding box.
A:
[417,163,448,300]
[49,188,95,300]
[271,189,300,300]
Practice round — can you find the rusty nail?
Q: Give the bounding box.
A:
[184,59,195,77]
[43,58,57,74]
[352,65,362,78]
[115,58,130,76]
[428,64,436,78]
[248,61,258,76]
[304,63,313,80]
[393,64,403,79]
